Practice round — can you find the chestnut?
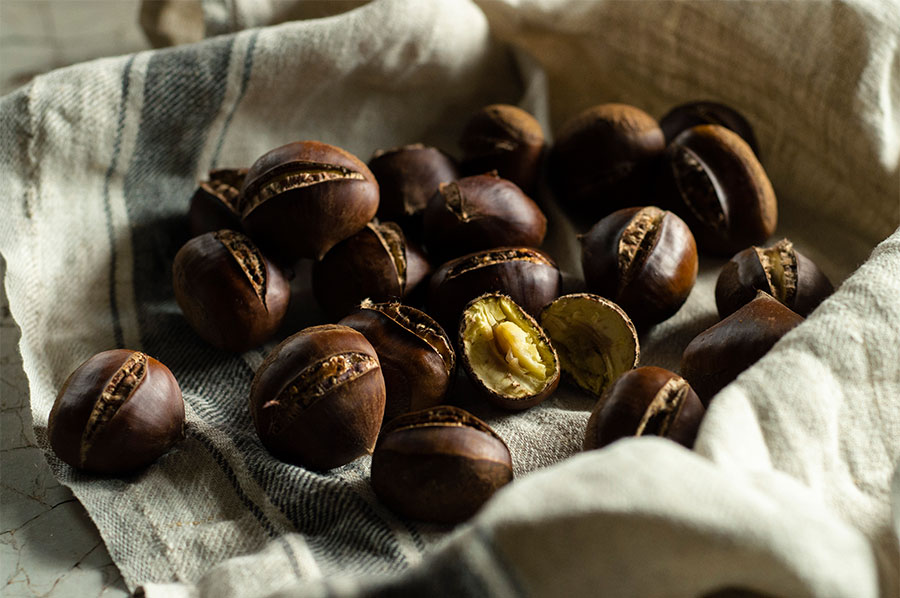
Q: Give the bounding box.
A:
[48,350,185,474]
[339,300,455,423]
[371,405,513,524]
[422,172,547,264]
[660,101,760,157]
[459,293,560,410]
[715,238,833,318]
[548,103,665,221]
[540,293,639,398]
[459,104,545,193]
[427,247,561,336]
[583,366,705,450]
[367,143,459,239]
[681,291,804,405]
[173,230,290,352]
[188,168,247,237]
[249,324,386,470]
[658,124,776,255]
[240,140,379,262]
[311,221,430,320]
[580,206,698,328]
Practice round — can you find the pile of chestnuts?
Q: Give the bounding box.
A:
[48,100,834,526]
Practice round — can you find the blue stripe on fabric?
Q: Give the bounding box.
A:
[210,29,260,169]
[102,54,137,349]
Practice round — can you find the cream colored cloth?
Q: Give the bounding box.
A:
[1,1,898,597]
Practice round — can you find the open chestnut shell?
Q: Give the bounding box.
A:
[311,221,430,320]
[240,140,379,262]
[459,293,560,410]
[584,366,705,450]
[659,101,760,157]
[681,291,804,405]
[428,247,561,336]
[540,293,639,398]
[249,324,386,470]
[48,350,185,475]
[188,168,247,237]
[371,405,513,524]
[339,300,455,423]
[715,238,833,318]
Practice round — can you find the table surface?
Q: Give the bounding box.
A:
[1,4,148,596]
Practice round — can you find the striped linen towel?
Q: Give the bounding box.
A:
[1,1,898,596]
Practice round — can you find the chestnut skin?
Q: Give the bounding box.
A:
[240,140,379,262]
[339,301,455,423]
[173,230,290,353]
[549,103,665,222]
[681,292,804,406]
[427,247,562,338]
[249,325,386,470]
[581,206,698,329]
[311,221,430,320]
[368,144,459,239]
[188,168,247,237]
[660,101,760,157]
[584,366,705,450]
[48,349,185,475]
[371,405,513,524]
[422,172,547,264]
[715,238,834,318]
[459,104,545,193]
[659,125,776,255]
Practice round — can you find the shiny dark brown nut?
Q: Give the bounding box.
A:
[188,168,247,237]
[548,103,665,221]
[660,101,760,157]
[371,405,513,524]
[423,173,547,264]
[659,124,776,255]
[173,230,290,352]
[459,104,545,193]
[581,206,698,328]
[715,238,834,318]
[428,247,561,336]
[459,293,560,410]
[540,293,639,398]
[48,350,185,474]
[249,324,385,470]
[681,291,804,405]
[368,144,459,239]
[583,366,705,450]
[339,300,455,423]
[311,221,430,320]
[240,140,379,262]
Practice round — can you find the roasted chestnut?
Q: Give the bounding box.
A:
[660,101,760,157]
[459,293,560,410]
[339,300,455,423]
[459,104,545,193]
[249,324,386,470]
[48,349,185,474]
[173,230,290,352]
[368,143,459,239]
[427,247,561,336]
[423,172,547,264]
[311,221,430,320]
[240,140,379,262]
[681,291,804,405]
[371,405,513,524]
[659,124,776,255]
[715,238,833,318]
[188,168,247,237]
[580,206,698,328]
[584,366,705,450]
[540,293,639,397]
[548,103,665,221]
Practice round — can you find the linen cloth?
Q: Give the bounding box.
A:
[1,0,898,596]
